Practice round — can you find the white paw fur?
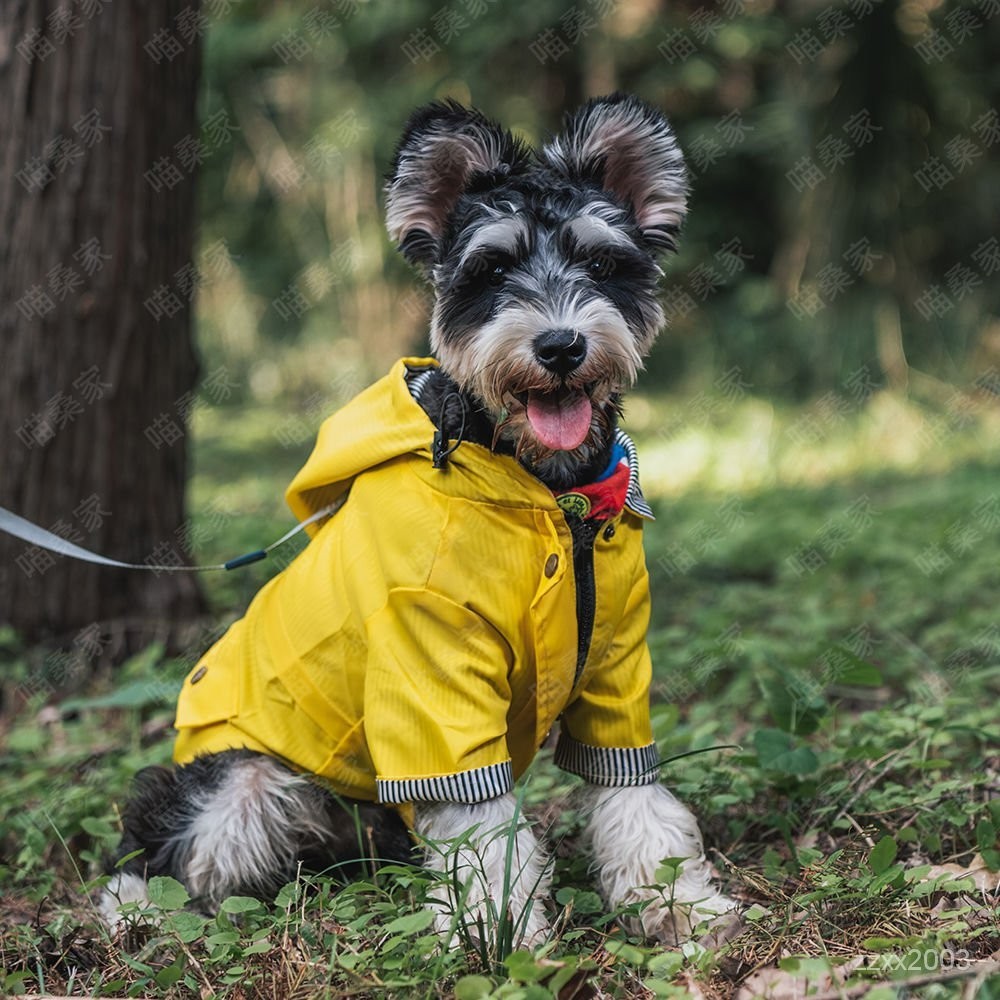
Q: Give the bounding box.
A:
[99,872,151,927]
[585,783,737,944]
[415,795,553,948]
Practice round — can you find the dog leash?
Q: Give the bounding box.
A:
[0,502,339,573]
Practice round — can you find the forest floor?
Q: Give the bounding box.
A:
[1,386,998,999]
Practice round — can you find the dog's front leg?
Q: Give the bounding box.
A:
[415,795,552,947]
[586,784,736,944]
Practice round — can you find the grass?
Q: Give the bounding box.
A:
[1,384,998,998]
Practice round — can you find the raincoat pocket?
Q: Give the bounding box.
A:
[174,626,242,730]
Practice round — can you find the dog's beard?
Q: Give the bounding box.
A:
[432,298,646,467]
[494,389,622,471]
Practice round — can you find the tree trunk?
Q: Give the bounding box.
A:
[0,0,205,655]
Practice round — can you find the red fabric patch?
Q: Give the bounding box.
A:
[554,459,630,521]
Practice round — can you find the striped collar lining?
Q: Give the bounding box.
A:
[615,428,655,521]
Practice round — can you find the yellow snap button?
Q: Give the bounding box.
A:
[544,554,559,577]
[190,666,207,684]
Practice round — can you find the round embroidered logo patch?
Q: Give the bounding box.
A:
[557,492,592,518]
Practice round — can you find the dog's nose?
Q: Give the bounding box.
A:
[533,329,588,376]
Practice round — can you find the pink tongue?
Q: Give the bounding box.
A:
[526,392,593,450]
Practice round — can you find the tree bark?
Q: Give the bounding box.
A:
[0,0,205,653]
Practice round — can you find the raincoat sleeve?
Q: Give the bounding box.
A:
[364,587,515,804]
[554,557,660,786]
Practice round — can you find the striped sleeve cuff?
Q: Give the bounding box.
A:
[554,733,661,786]
[376,760,513,804]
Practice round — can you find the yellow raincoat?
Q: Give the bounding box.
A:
[173,358,660,807]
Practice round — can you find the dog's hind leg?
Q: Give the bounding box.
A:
[101,761,185,925]
[101,750,413,924]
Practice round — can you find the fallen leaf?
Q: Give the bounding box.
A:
[922,854,1000,893]
[735,957,864,1000]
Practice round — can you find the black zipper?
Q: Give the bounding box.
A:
[566,514,600,684]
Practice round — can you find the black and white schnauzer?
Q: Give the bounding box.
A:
[102,94,735,946]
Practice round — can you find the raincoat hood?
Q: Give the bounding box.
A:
[286,358,442,531]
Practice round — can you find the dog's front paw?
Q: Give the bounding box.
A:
[428,887,551,950]
[98,872,153,929]
[416,797,553,952]
[586,785,739,945]
[617,867,738,945]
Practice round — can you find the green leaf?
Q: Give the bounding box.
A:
[505,951,547,983]
[604,939,647,966]
[521,987,555,1000]
[644,979,684,997]
[778,956,832,981]
[382,909,435,935]
[219,894,263,914]
[871,863,905,890]
[163,910,208,943]
[154,962,184,988]
[274,881,301,908]
[554,887,603,913]
[547,960,580,994]
[114,849,146,869]
[915,758,953,770]
[147,875,190,910]
[204,930,240,947]
[757,671,826,736]
[975,819,997,854]
[861,937,904,951]
[121,954,156,975]
[7,726,46,752]
[242,937,273,955]
[647,951,684,977]
[655,857,686,885]
[454,974,494,999]
[868,836,898,875]
[834,652,883,686]
[3,972,30,994]
[753,728,820,775]
[60,676,179,712]
[80,815,116,838]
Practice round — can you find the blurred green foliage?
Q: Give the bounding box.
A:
[192,0,999,404]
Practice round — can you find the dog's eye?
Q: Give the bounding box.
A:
[467,252,514,288]
[588,256,614,280]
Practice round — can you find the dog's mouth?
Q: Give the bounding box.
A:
[509,386,594,452]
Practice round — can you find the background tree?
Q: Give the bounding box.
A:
[2,0,997,654]
[190,0,999,403]
[0,1,206,655]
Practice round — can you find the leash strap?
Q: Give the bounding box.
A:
[0,502,339,573]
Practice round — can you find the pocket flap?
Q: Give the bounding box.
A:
[174,646,240,729]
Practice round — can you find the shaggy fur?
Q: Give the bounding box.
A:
[102,94,735,946]
[102,750,413,924]
[417,795,553,945]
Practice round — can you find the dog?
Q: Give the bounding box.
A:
[101,93,736,946]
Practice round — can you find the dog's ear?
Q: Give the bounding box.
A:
[539,94,689,253]
[385,101,530,269]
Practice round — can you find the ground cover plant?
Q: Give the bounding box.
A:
[0,389,998,999]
